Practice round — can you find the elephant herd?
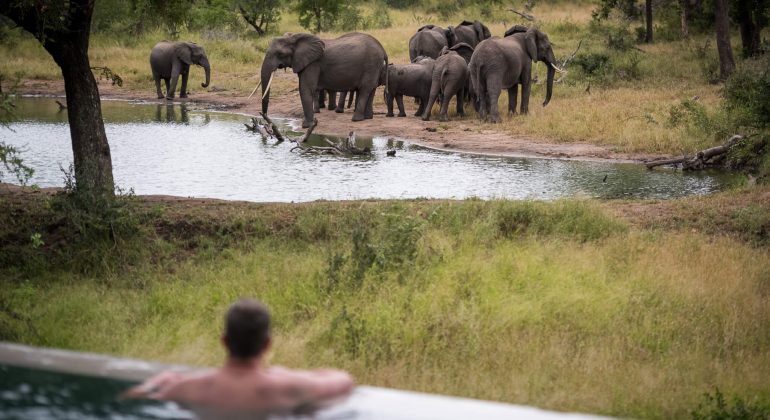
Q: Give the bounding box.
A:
[149,21,563,129]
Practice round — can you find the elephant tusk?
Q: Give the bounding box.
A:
[248,80,262,99]
[550,63,567,74]
[262,72,275,101]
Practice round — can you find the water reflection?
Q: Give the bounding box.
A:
[2,97,741,202]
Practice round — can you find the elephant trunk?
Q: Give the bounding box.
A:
[261,62,275,115]
[201,60,210,88]
[543,62,555,107]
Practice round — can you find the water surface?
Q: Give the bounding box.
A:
[1,97,740,202]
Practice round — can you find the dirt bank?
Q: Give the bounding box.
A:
[19,78,669,162]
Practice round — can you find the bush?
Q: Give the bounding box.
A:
[572,52,611,78]
[724,55,770,130]
[691,388,770,420]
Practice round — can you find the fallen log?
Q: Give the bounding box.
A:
[645,135,744,170]
[249,113,372,156]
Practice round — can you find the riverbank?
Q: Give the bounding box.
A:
[17,79,667,163]
[2,183,770,418]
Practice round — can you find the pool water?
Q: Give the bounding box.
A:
[1,97,741,202]
[0,364,193,419]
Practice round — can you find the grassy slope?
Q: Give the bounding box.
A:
[0,3,735,154]
[1,186,769,418]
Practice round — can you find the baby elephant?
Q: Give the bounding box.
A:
[385,57,435,118]
[150,41,211,100]
[421,48,468,121]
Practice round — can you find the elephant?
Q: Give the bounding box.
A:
[149,41,211,100]
[408,24,450,61]
[317,90,357,113]
[261,32,388,128]
[469,27,562,123]
[421,49,469,122]
[384,57,435,117]
[447,20,491,48]
[444,42,475,107]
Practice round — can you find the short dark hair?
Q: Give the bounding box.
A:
[224,299,271,359]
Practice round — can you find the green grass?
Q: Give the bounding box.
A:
[0,3,747,154]
[2,189,770,418]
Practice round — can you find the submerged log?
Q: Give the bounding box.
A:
[645,135,744,170]
[251,113,371,156]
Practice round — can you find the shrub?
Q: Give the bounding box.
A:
[724,55,770,130]
[691,388,770,420]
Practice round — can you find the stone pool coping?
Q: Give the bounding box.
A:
[1,342,610,419]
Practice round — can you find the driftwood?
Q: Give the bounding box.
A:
[645,135,744,170]
[55,100,67,111]
[291,131,371,156]
[250,113,371,156]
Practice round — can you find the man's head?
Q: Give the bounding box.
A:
[223,298,271,360]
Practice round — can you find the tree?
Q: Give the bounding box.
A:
[0,0,114,196]
[735,0,769,57]
[295,0,345,33]
[238,0,282,36]
[644,0,653,42]
[714,0,736,80]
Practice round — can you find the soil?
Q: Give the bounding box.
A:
[18,78,670,163]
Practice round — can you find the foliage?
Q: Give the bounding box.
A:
[0,142,34,185]
[295,0,346,33]
[338,3,392,31]
[189,0,244,32]
[691,388,770,420]
[724,54,770,130]
[237,0,282,35]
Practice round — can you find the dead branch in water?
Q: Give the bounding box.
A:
[249,113,371,156]
[292,130,371,156]
[645,135,744,170]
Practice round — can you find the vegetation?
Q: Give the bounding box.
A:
[2,185,770,418]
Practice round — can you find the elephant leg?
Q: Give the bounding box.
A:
[327,90,337,111]
[153,72,164,99]
[180,69,189,98]
[347,91,355,108]
[336,91,347,113]
[385,91,395,117]
[415,95,427,116]
[438,87,453,122]
[396,95,407,117]
[364,88,375,119]
[456,87,466,117]
[167,64,182,100]
[315,90,323,113]
[520,81,531,115]
[421,82,441,121]
[299,70,319,128]
[163,78,170,97]
[352,87,371,122]
[508,85,518,115]
[488,87,503,123]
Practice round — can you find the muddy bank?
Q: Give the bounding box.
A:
[18,78,669,162]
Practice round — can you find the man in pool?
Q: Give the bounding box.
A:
[124,298,354,416]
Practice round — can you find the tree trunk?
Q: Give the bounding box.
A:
[680,0,690,39]
[645,0,653,43]
[714,0,735,81]
[47,41,114,196]
[736,0,763,57]
[314,7,321,33]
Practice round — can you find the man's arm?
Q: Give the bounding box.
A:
[122,371,183,399]
[277,368,355,408]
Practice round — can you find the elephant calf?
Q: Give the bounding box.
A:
[150,41,211,100]
[421,50,469,122]
[385,58,435,118]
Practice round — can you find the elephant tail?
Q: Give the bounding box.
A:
[440,67,449,91]
[383,53,389,97]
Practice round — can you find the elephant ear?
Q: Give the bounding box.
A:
[450,42,474,63]
[524,28,538,61]
[418,24,436,32]
[458,20,474,26]
[445,26,456,47]
[473,21,491,40]
[174,42,192,65]
[290,33,325,74]
[504,25,529,37]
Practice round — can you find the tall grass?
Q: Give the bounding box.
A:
[2,198,769,418]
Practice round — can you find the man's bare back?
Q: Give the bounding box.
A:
[124,299,353,417]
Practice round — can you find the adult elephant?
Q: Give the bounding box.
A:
[469,27,563,122]
[408,25,450,61]
[448,20,491,48]
[261,32,387,128]
[150,41,211,100]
